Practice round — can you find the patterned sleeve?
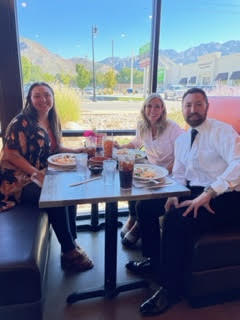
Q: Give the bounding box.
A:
[5,115,29,156]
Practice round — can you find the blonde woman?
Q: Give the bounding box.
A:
[116,93,183,247]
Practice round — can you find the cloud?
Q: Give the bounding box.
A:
[121,33,126,38]
[21,2,27,8]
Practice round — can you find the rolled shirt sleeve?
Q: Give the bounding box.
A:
[211,132,240,195]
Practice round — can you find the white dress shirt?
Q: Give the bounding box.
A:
[172,118,240,195]
[131,120,184,169]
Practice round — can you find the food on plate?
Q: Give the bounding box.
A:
[51,154,76,165]
[116,148,129,155]
[116,149,145,160]
[134,167,156,179]
[135,151,145,159]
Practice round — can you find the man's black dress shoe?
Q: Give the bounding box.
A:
[140,287,180,316]
[125,258,152,275]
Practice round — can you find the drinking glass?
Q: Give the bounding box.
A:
[95,133,106,156]
[118,151,135,189]
[103,136,114,158]
[103,159,117,185]
[76,153,88,179]
[85,136,96,159]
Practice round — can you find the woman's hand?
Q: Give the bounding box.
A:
[74,147,86,153]
[31,169,46,187]
[178,192,215,218]
[165,197,179,212]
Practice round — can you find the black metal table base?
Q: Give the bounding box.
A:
[76,203,123,232]
[67,280,148,304]
[67,202,146,304]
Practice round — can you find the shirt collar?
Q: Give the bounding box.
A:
[189,119,209,135]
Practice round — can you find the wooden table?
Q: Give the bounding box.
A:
[39,170,190,303]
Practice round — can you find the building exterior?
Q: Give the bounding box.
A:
[160,52,240,87]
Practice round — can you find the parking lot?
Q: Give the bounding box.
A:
[81,99,181,114]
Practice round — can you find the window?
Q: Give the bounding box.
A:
[17,0,153,141]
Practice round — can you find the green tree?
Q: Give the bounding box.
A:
[96,72,104,87]
[21,56,32,84]
[58,73,73,85]
[117,67,131,83]
[42,72,55,83]
[30,65,43,82]
[117,67,143,84]
[76,64,91,90]
[103,69,117,90]
[133,69,143,84]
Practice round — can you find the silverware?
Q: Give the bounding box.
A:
[69,176,101,187]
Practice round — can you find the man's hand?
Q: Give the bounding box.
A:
[178,192,215,218]
[165,197,179,212]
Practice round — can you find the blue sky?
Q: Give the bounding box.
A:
[17,0,240,61]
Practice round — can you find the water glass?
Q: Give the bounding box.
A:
[76,153,88,178]
[103,159,117,185]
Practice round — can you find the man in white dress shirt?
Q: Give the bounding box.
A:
[132,87,240,316]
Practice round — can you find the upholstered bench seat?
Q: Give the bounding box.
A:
[0,204,50,320]
[192,229,240,271]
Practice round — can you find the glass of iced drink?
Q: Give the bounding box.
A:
[85,136,96,159]
[118,151,135,189]
[103,136,114,158]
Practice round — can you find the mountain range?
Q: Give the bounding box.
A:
[20,37,240,76]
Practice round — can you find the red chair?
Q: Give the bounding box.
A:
[186,96,240,307]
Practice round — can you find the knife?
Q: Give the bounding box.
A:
[69,176,101,187]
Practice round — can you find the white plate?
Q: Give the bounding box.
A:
[134,164,168,180]
[48,153,76,167]
[113,148,146,161]
[134,150,146,161]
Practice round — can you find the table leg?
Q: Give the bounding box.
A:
[104,202,118,297]
[66,201,147,304]
[76,203,123,232]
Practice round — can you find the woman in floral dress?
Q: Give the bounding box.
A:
[0,82,93,272]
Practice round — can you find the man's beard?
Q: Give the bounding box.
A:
[186,112,207,127]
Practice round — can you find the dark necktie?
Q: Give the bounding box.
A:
[190,128,198,148]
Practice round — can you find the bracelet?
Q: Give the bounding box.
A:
[204,185,217,198]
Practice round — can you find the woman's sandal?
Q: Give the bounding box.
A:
[121,221,140,248]
[120,217,136,239]
[61,248,94,272]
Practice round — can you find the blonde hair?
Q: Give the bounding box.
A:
[138,93,168,137]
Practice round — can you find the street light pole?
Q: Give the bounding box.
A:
[130,50,134,91]
[112,39,114,69]
[92,25,97,102]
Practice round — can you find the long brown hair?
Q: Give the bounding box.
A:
[23,82,62,146]
[138,93,168,137]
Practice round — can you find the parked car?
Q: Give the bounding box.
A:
[84,87,94,95]
[164,85,185,100]
[126,88,133,94]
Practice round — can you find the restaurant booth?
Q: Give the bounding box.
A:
[186,96,240,306]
